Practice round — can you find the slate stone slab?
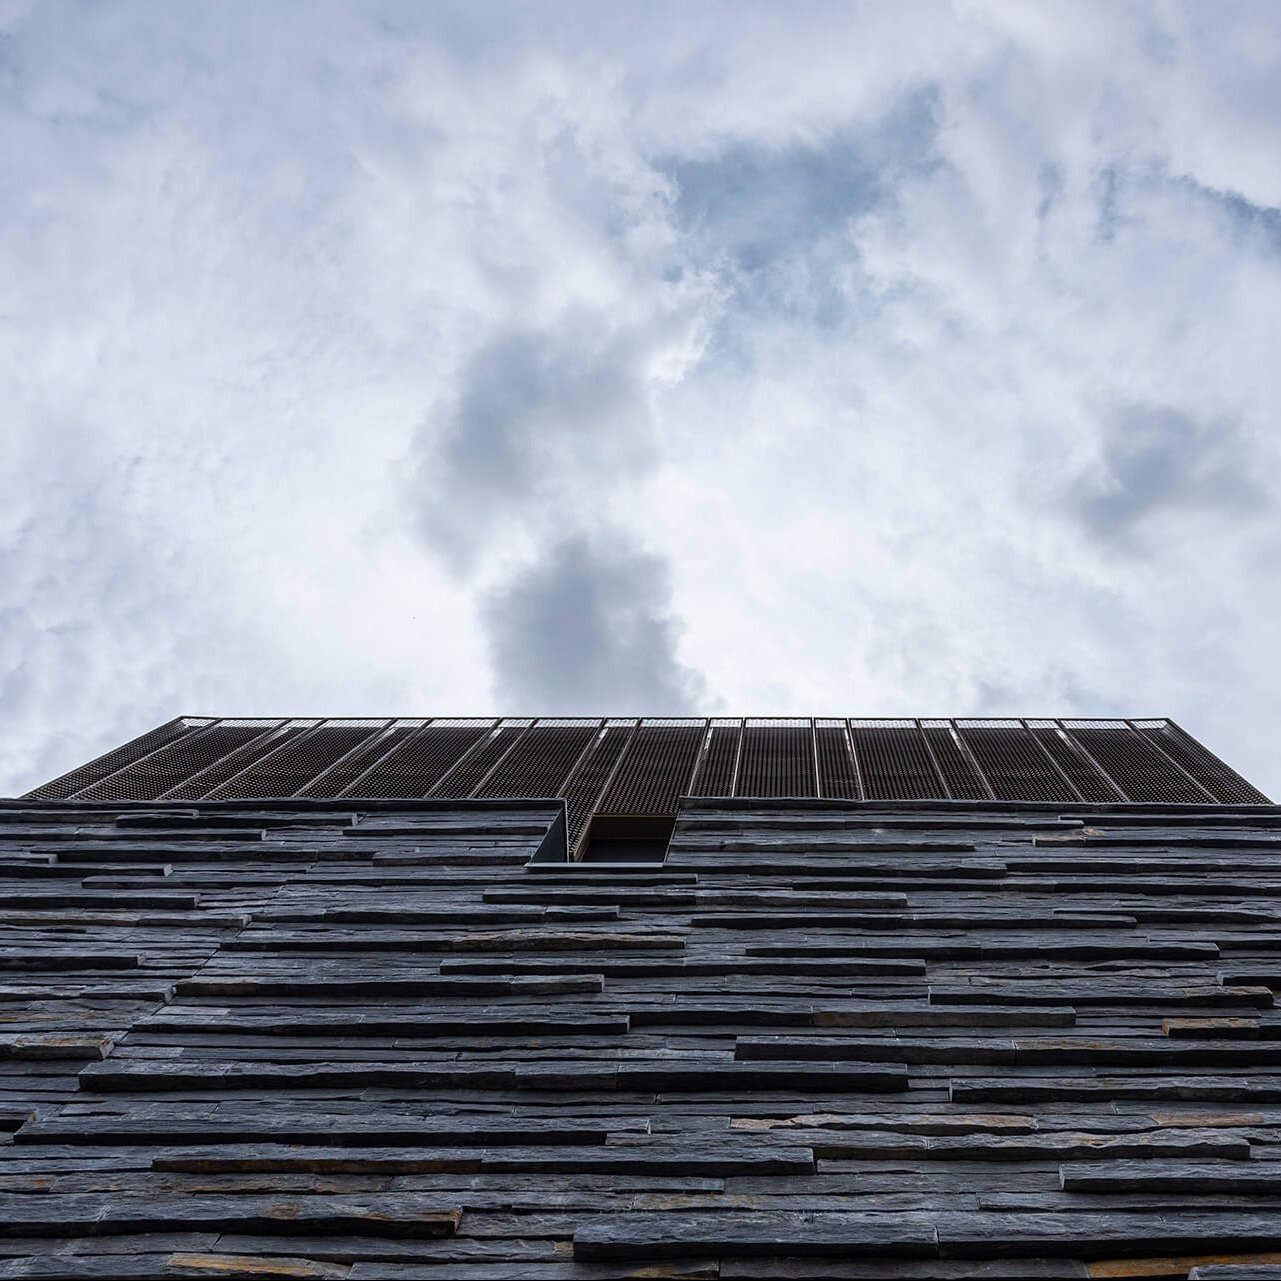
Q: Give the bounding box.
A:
[572,1210,939,1259]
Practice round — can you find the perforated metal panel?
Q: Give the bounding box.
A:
[29,719,206,800]
[850,721,945,800]
[22,714,1268,810]
[1132,721,1270,805]
[477,721,600,799]
[299,722,425,798]
[561,723,635,851]
[690,721,741,797]
[206,723,387,800]
[597,722,704,815]
[343,722,493,798]
[1026,725,1120,803]
[79,721,280,802]
[920,722,991,801]
[164,723,312,801]
[815,721,860,799]
[736,720,817,797]
[433,722,530,799]
[956,725,1078,802]
[1065,723,1213,804]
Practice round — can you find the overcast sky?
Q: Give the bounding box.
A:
[3,1,1280,798]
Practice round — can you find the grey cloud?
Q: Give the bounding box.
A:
[481,533,705,713]
[1094,166,1123,242]
[1101,169,1281,253]
[1184,178,1281,254]
[411,319,661,573]
[1066,403,1270,550]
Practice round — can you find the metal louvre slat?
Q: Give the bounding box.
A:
[432,725,529,799]
[477,723,600,799]
[690,723,741,797]
[956,726,1076,803]
[344,724,492,799]
[163,726,304,801]
[1028,727,1121,802]
[561,725,635,852]
[300,725,420,798]
[26,719,202,800]
[921,726,990,800]
[1133,722,1270,804]
[597,724,704,816]
[1066,725,1211,803]
[206,724,386,799]
[737,724,817,798]
[816,725,860,799]
[80,723,280,802]
[850,725,944,800]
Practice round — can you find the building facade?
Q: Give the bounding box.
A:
[1,718,1278,1278]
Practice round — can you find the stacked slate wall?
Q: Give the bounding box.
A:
[0,798,1280,1278]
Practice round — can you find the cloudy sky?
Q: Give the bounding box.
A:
[3,0,1280,798]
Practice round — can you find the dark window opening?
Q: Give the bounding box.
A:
[580,815,673,863]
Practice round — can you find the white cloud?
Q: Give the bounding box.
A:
[3,0,1280,797]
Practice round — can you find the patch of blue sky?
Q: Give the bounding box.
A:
[658,85,942,317]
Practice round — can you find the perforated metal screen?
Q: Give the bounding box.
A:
[1066,722,1213,804]
[432,722,530,798]
[344,722,493,798]
[75,721,263,802]
[26,715,1270,852]
[850,721,944,800]
[27,718,206,800]
[163,722,303,801]
[1026,723,1121,803]
[298,722,425,798]
[815,721,859,799]
[737,721,817,798]
[560,723,635,850]
[921,722,991,800]
[207,723,386,800]
[957,724,1077,803]
[1132,720,1266,805]
[477,721,599,800]
[690,722,741,798]
[597,722,704,816]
